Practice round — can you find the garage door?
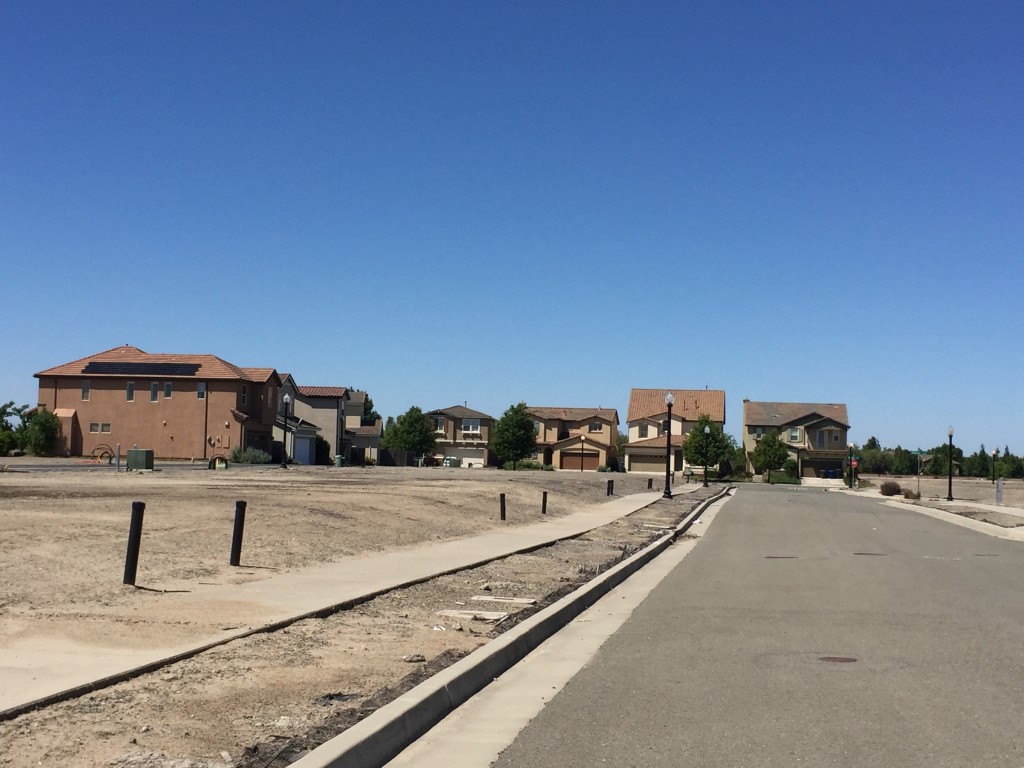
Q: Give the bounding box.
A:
[447,447,487,468]
[560,452,599,471]
[293,436,314,465]
[629,454,665,472]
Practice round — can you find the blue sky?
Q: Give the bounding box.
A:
[2,1,1022,453]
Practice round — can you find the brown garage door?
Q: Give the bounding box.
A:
[629,454,665,472]
[561,451,600,470]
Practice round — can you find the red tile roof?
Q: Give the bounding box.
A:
[626,434,688,449]
[35,345,278,382]
[743,401,849,428]
[527,407,620,425]
[626,388,725,423]
[298,386,349,398]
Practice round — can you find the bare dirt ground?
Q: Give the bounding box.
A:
[860,473,1024,527]
[0,460,710,768]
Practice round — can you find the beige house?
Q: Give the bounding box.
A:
[34,345,280,461]
[426,406,494,467]
[277,376,380,465]
[624,388,726,473]
[526,407,619,470]
[742,400,850,477]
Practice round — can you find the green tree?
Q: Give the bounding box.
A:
[21,407,61,456]
[0,401,27,456]
[752,432,789,483]
[361,394,381,426]
[491,402,537,470]
[380,406,435,457]
[682,415,734,481]
[863,436,881,451]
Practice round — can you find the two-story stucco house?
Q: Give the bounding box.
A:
[526,407,620,470]
[34,345,281,461]
[742,400,850,477]
[623,388,726,473]
[426,405,494,467]
[274,377,381,465]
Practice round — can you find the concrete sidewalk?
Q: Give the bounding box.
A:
[1,489,673,719]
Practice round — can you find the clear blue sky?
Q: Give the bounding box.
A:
[2,1,1022,454]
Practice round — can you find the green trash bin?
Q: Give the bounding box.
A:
[334,454,344,467]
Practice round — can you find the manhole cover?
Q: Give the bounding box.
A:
[819,656,857,663]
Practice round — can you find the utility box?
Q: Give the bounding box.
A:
[127,448,154,470]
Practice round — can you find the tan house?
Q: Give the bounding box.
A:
[526,407,620,470]
[34,345,281,461]
[624,388,726,473]
[275,377,381,465]
[426,406,494,468]
[742,400,850,477]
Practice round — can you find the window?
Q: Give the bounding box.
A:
[789,427,800,442]
[817,431,825,449]
[533,420,541,435]
[164,382,172,398]
[589,422,602,433]
[461,418,481,434]
[126,382,135,401]
[433,416,446,433]
[638,423,649,438]
[241,386,247,406]
[755,427,764,439]
[150,383,159,402]
[89,422,100,433]
[197,382,206,399]
[81,380,90,401]
[101,423,111,433]
[833,433,841,443]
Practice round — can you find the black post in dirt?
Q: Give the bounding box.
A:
[541,491,547,515]
[607,479,614,496]
[500,493,506,521]
[229,500,247,566]
[647,478,653,490]
[123,501,146,586]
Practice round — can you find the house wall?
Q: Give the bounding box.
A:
[291,396,346,458]
[36,375,267,460]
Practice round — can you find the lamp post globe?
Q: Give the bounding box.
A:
[663,392,674,499]
[702,424,711,487]
[280,394,291,469]
[992,448,998,484]
[946,426,954,501]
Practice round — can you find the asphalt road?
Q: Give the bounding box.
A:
[490,485,1024,767]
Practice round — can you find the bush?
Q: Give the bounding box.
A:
[365,456,376,466]
[880,480,902,497]
[769,474,801,484]
[230,447,272,464]
[0,430,16,457]
[503,459,545,470]
[543,464,555,471]
[902,488,920,500]
[22,409,61,456]
[597,465,609,473]
[783,458,799,478]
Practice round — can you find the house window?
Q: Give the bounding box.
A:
[126,382,135,401]
[101,423,111,433]
[89,422,100,433]
[589,422,602,433]
[433,416,446,433]
[164,382,173,399]
[639,424,649,438]
[462,418,481,434]
[197,382,206,399]
[789,427,800,442]
[81,380,90,401]
[755,427,764,439]
[150,383,159,402]
[817,431,825,449]
[834,433,841,443]
[533,420,541,435]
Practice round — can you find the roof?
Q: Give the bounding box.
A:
[298,386,349,399]
[626,389,726,423]
[743,401,849,429]
[349,420,383,437]
[626,434,688,450]
[35,345,278,383]
[427,405,495,420]
[527,407,620,425]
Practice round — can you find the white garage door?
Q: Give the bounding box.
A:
[447,447,487,468]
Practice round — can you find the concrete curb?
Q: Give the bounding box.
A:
[293,486,734,768]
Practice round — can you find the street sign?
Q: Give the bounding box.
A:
[851,459,859,468]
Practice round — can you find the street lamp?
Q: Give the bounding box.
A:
[848,442,854,488]
[280,393,291,469]
[663,392,674,499]
[946,426,954,501]
[702,424,710,487]
[992,448,998,484]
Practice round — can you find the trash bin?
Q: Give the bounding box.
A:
[334,454,344,467]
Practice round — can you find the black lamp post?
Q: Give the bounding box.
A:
[992,448,998,484]
[280,393,291,469]
[702,424,710,487]
[663,392,674,499]
[946,426,954,501]
[848,442,854,488]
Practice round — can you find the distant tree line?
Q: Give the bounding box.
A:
[855,436,1024,479]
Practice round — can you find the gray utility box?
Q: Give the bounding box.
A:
[127,448,154,470]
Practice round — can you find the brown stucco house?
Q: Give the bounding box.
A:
[426,405,494,468]
[624,388,726,473]
[34,345,281,461]
[742,400,850,477]
[526,407,620,470]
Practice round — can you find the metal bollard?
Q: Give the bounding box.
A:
[542,491,547,515]
[500,493,506,521]
[607,479,614,496]
[647,478,653,490]
[123,501,146,586]
[229,500,247,566]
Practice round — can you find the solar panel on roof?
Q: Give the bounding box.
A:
[83,362,201,376]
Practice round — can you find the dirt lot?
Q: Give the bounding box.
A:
[0,461,710,768]
[859,473,1024,507]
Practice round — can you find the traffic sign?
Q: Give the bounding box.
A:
[851,459,859,468]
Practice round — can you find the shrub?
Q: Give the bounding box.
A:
[880,480,902,496]
[769,474,801,484]
[0,430,16,457]
[365,456,376,466]
[597,465,609,473]
[783,458,799,478]
[543,464,555,471]
[22,408,61,456]
[503,459,544,470]
[230,447,272,464]
[902,488,920,500]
